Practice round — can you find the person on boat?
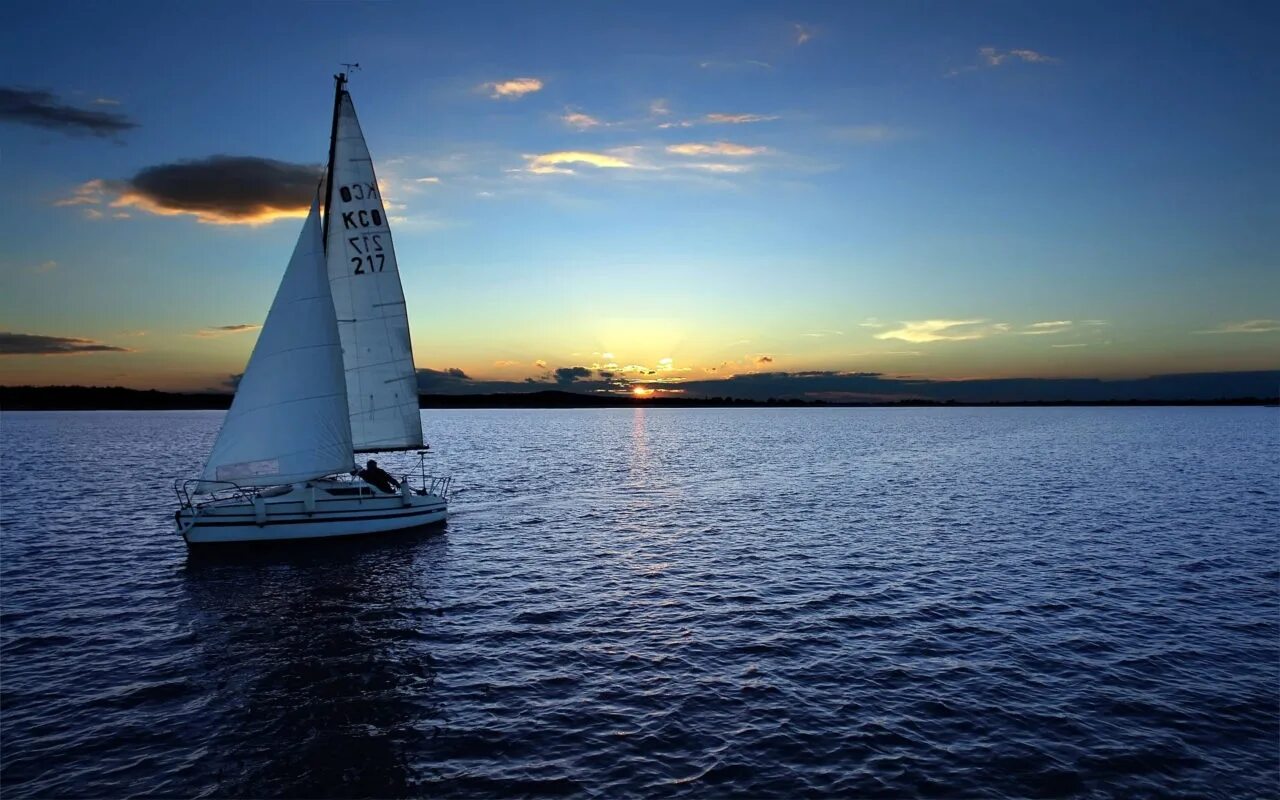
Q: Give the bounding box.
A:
[358,459,401,494]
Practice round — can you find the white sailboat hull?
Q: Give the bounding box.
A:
[177,481,446,545]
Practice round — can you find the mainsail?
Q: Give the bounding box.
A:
[199,198,354,489]
[324,80,424,452]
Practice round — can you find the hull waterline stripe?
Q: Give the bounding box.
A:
[185,506,446,527]
[183,505,447,521]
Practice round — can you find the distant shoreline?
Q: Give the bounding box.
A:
[1,385,1273,411]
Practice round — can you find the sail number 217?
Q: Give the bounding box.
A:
[348,234,385,274]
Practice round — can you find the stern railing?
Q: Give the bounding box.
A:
[411,449,451,498]
[410,474,451,498]
[173,478,260,510]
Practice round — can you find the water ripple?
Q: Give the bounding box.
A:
[1,407,1277,797]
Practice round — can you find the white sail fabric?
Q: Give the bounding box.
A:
[199,200,354,490]
[325,90,423,452]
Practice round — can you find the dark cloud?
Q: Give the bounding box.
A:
[675,370,1280,403]
[0,331,130,355]
[417,367,620,396]
[0,87,137,137]
[418,368,523,394]
[415,367,474,392]
[123,155,322,223]
[555,366,593,385]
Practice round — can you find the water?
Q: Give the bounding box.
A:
[1,407,1276,797]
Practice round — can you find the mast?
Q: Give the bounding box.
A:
[321,71,347,249]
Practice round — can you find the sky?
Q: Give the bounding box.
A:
[1,0,1277,399]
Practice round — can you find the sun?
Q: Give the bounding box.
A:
[632,386,653,397]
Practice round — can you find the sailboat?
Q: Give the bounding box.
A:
[173,71,449,545]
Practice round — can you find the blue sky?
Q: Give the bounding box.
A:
[1,1,1276,394]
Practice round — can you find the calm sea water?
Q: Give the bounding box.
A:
[1,407,1277,798]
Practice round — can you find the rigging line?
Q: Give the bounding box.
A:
[356,404,419,416]
[338,313,411,324]
[343,357,407,371]
[253,341,345,357]
[228,390,349,416]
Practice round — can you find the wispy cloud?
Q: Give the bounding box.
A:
[482,77,543,99]
[946,47,1059,78]
[681,162,751,173]
[831,124,905,143]
[0,87,137,137]
[875,319,1010,343]
[193,323,262,338]
[54,178,108,206]
[659,112,779,129]
[1195,319,1280,334]
[508,140,789,184]
[793,23,815,46]
[415,176,441,184]
[1019,320,1074,335]
[561,110,603,129]
[705,113,779,125]
[55,157,320,226]
[982,47,1058,66]
[802,330,845,338]
[93,97,121,106]
[0,331,132,355]
[523,150,635,175]
[666,142,767,156]
[550,104,778,133]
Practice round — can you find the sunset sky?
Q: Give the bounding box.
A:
[2,1,1276,398]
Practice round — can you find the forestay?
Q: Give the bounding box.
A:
[198,199,354,491]
[324,89,423,452]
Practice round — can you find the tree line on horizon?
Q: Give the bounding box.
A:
[1,384,1274,411]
